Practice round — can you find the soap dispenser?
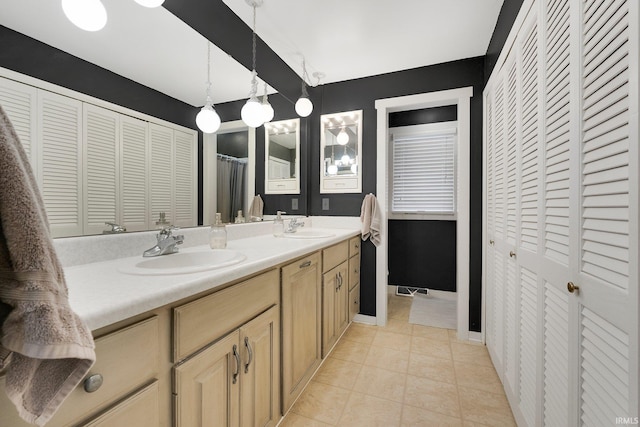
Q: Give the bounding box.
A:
[273,211,285,237]
[209,213,227,249]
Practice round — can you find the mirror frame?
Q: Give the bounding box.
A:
[320,110,363,194]
[264,118,301,195]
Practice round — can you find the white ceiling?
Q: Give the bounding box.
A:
[0,0,503,107]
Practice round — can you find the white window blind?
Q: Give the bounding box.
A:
[391,126,456,214]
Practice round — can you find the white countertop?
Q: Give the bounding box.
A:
[64,225,360,331]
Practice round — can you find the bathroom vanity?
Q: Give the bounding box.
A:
[0,218,361,427]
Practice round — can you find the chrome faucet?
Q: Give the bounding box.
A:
[143,226,184,257]
[103,222,126,234]
[285,217,305,234]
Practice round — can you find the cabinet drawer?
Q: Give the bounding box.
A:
[348,256,360,290]
[57,316,159,426]
[84,381,159,427]
[349,237,361,257]
[173,269,279,361]
[0,317,159,427]
[322,241,349,273]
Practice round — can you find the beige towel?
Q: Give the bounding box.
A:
[360,194,381,247]
[248,194,264,220]
[0,106,95,426]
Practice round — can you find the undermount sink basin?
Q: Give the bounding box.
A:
[282,230,336,239]
[119,249,246,275]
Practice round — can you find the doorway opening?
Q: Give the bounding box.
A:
[375,87,473,341]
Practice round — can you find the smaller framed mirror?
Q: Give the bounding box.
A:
[264,118,300,194]
[320,110,363,193]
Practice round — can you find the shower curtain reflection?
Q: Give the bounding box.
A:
[217,153,247,223]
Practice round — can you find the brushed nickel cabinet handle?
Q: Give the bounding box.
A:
[299,260,312,268]
[232,344,240,384]
[244,337,253,373]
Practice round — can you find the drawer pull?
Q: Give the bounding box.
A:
[232,345,240,384]
[299,260,312,269]
[244,337,253,373]
[83,374,103,393]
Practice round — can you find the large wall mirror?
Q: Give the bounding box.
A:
[320,110,362,193]
[264,118,300,194]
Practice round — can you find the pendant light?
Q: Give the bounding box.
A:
[61,0,107,32]
[261,82,274,123]
[134,0,165,7]
[337,127,349,145]
[241,0,265,128]
[295,58,313,117]
[195,42,221,134]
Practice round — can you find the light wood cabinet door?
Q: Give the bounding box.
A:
[349,283,360,321]
[322,261,349,357]
[174,331,241,427]
[281,253,321,412]
[239,306,280,427]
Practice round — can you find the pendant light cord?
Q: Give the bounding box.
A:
[206,42,212,100]
[249,3,258,98]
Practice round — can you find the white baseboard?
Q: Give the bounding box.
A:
[353,314,376,325]
[467,331,483,344]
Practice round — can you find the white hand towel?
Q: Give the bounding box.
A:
[360,194,381,247]
[248,195,264,220]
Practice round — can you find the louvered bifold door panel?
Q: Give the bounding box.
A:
[0,77,37,169]
[519,267,538,425]
[172,130,197,227]
[120,116,149,232]
[37,90,83,238]
[577,0,638,423]
[503,58,519,396]
[485,92,497,354]
[83,105,119,235]
[541,0,574,425]
[149,123,174,226]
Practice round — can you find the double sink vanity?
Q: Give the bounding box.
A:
[0,217,361,427]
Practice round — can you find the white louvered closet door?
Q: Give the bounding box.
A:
[149,123,174,226]
[120,115,149,232]
[575,0,638,423]
[37,90,83,238]
[0,78,37,172]
[83,104,119,235]
[172,129,197,227]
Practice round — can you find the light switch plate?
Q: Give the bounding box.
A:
[322,198,330,210]
[291,198,298,210]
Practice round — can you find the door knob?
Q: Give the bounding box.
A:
[509,251,516,258]
[567,282,579,293]
[489,240,495,245]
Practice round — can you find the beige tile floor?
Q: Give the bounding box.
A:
[279,293,516,427]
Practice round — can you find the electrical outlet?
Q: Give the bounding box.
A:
[322,198,330,210]
[291,198,298,210]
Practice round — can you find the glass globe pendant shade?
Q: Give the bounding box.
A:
[341,154,351,164]
[337,128,349,145]
[327,164,338,175]
[61,0,107,32]
[262,101,274,123]
[196,104,221,134]
[241,97,265,128]
[351,164,358,174]
[295,96,313,117]
[134,0,165,7]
